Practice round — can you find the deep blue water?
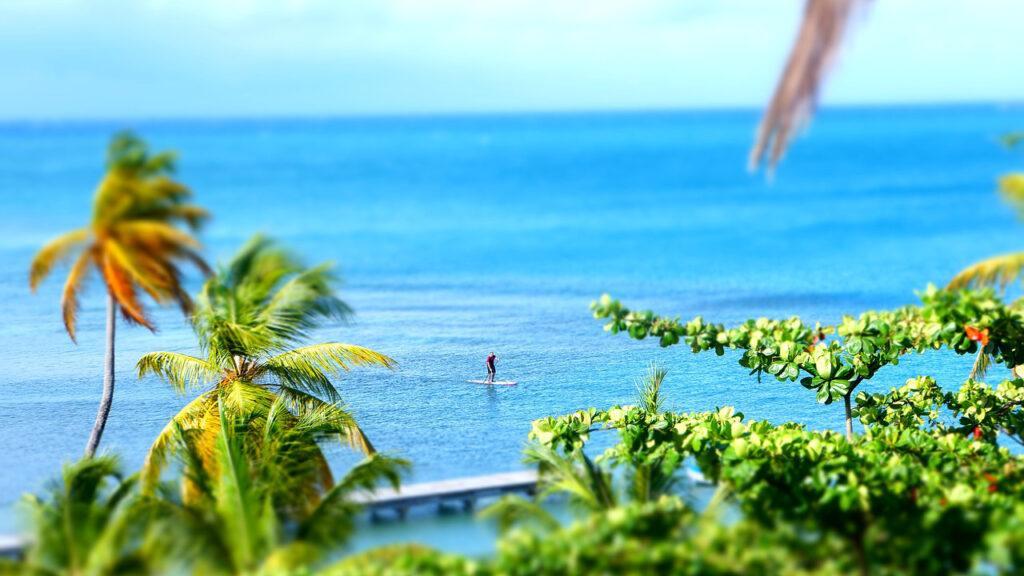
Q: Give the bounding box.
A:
[1,105,1024,534]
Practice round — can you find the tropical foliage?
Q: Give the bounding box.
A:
[151,402,407,575]
[28,132,209,456]
[136,235,395,502]
[18,456,162,576]
[16,414,405,576]
[483,364,681,531]
[525,402,1024,574]
[590,285,1024,437]
[344,331,1024,575]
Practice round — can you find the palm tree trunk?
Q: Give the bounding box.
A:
[85,293,116,457]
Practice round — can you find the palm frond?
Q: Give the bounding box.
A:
[260,542,320,574]
[106,132,155,171]
[142,392,216,491]
[635,362,667,415]
[277,385,376,455]
[260,343,396,401]
[161,203,210,230]
[298,455,409,549]
[137,352,219,395]
[140,176,189,204]
[999,173,1024,218]
[100,247,152,329]
[948,252,1024,291]
[999,132,1024,150]
[749,0,870,172]
[219,380,277,419]
[970,349,992,381]
[212,403,265,570]
[120,220,201,251]
[60,250,93,342]
[259,265,352,347]
[526,445,616,512]
[22,455,135,575]
[224,235,300,297]
[104,238,170,303]
[29,228,89,291]
[479,494,561,534]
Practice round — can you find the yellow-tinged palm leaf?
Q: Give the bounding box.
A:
[60,250,94,342]
[260,343,395,400]
[29,228,89,290]
[92,173,136,223]
[1000,173,1024,210]
[948,252,1024,291]
[278,386,375,455]
[142,392,215,490]
[100,249,152,329]
[220,380,277,417]
[130,249,180,292]
[143,177,190,202]
[167,203,210,230]
[137,352,218,394]
[120,220,201,250]
[261,542,320,573]
[970,350,991,380]
[104,238,168,303]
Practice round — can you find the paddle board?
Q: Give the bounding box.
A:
[466,380,517,386]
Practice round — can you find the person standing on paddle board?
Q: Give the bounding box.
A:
[485,352,498,383]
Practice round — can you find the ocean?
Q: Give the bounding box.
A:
[1,105,1023,536]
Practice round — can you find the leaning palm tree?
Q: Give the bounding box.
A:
[20,456,165,576]
[137,235,395,501]
[157,402,407,574]
[29,132,209,457]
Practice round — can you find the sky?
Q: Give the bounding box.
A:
[0,0,1021,120]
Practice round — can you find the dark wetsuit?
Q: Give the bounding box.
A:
[486,354,497,381]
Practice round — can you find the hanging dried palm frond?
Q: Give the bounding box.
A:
[749,0,872,172]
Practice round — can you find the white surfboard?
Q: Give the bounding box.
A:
[466,380,518,386]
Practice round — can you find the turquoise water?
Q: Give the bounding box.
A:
[1,106,1024,539]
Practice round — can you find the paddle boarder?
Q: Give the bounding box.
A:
[485,352,498,383]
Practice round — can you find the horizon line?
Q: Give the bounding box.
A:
[1,98,1022,127]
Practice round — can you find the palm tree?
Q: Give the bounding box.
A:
[137,235,395,501]
[20,456,164,576]
[157,402,407,574]
[29,132,209,458]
